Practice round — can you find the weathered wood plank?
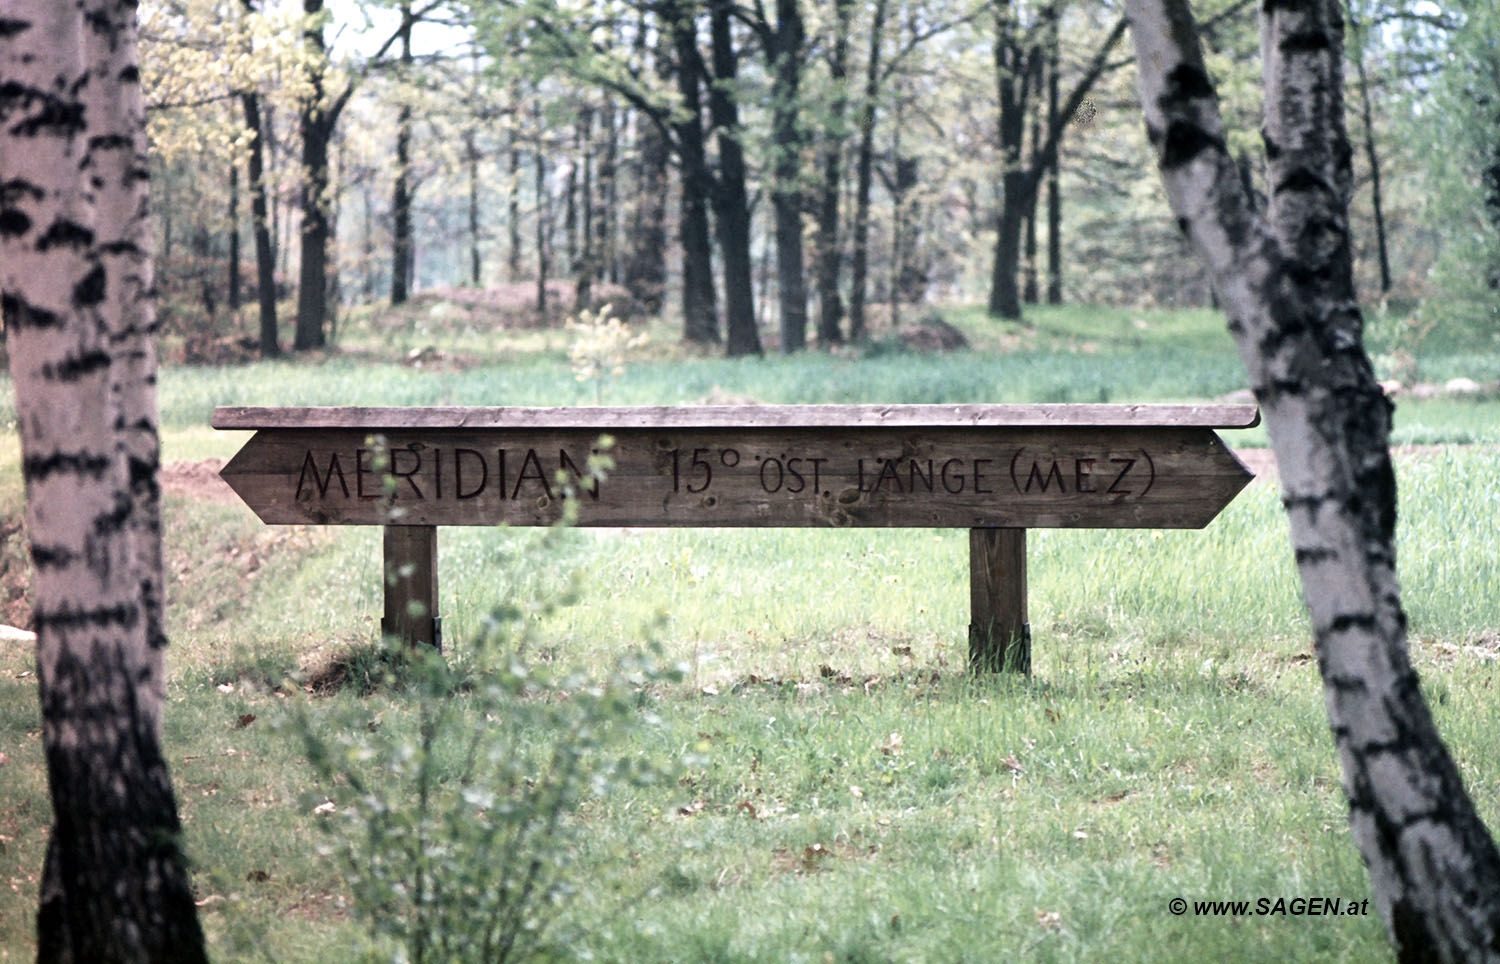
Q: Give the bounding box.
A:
[218,424,1253,529]
[969,528,1029,673]
[382,525,439,649]
[211,403,1260,431]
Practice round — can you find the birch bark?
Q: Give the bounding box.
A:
[0,2,206,959]
[1126,0,1500,957]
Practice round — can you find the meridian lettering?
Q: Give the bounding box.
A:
[290,442,1158,508]
[292,446,601,502]
[295,450,350,500]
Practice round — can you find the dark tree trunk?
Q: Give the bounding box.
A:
[534,105,550,319]
[848,0,890,343]
[988,170,1027,319]
[466,129,481,286]
[989,8,1127,320]
[242,91,280,356]
[626,108,669,313]
[228,161,242,313]
[600,103,619,285]
[988,0,1030,320]
[892,155,923,306]
[1023,61,1041,306]
[295,110,331,350]
[563,133,578,273]
[1352,38,1392,295]
[708,0,762,356]
[576,104,596,309]
[769,0,807,353]
[815,0,855,346]
[390,1,414,305]
[508,132,522,283]
[1045,27,1062,305]
[667,2,721,344]
[295,0,333,350]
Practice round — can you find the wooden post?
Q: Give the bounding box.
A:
[382,524,440,650]
[969,527,1029,674]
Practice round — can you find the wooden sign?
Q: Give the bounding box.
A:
[214,404,1258,668]
[214,404,1256,530]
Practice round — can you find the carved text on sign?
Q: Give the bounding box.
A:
[289,443,1160,505]
[217,411,1254,529]
[294,446,603,504]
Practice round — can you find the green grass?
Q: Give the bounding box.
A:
[2,302,1500,961]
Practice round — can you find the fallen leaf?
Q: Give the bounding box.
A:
[880,733,904,756]
[736,800,758,818]
[801,843,834,871]
[677,799,707,816]
[818,664,837,679]
[245,870,270,883]
[1002,754,1023,774]
[234,714,257,729]
[1044,708,1061,723]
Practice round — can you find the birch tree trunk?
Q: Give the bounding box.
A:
[1126,0,1500,958]
[0,2,207,961]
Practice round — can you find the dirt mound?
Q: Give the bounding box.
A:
[896,315,970,353]
[408,282,648,329]
[162,458,238,504]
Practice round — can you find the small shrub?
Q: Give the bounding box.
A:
[295,643,678,964]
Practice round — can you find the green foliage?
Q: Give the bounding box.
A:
[285,440,669,964]
[292,644,679,964]
[1420,0,1500,333]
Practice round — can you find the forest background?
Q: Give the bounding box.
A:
[137,0,1498,366]
[4,0,1500,960]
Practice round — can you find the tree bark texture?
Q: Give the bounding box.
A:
[1046,27,1062,305]
[534,103,550,318]
[508,105,523,283]
[1127,0,1500,959]
[228,162,242,313]
[1350,33,1392,295]
[389,1,414,305]
[988,10,1127,320]
[626,108,669,314]
[847,0,889,343]
[575,104,596,309]
[295,0,333,349]
[599,103,618,285]
[666,4,721,344]
[0,3,208,961]
[814,0,854,346]
[466,128,481,286]
[708,0,762,357]
[768,0,808,353]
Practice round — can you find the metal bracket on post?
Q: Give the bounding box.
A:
[968,527,1030,674]
[381,524,440,651]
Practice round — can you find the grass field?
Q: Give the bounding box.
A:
[1,302,1498,961]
